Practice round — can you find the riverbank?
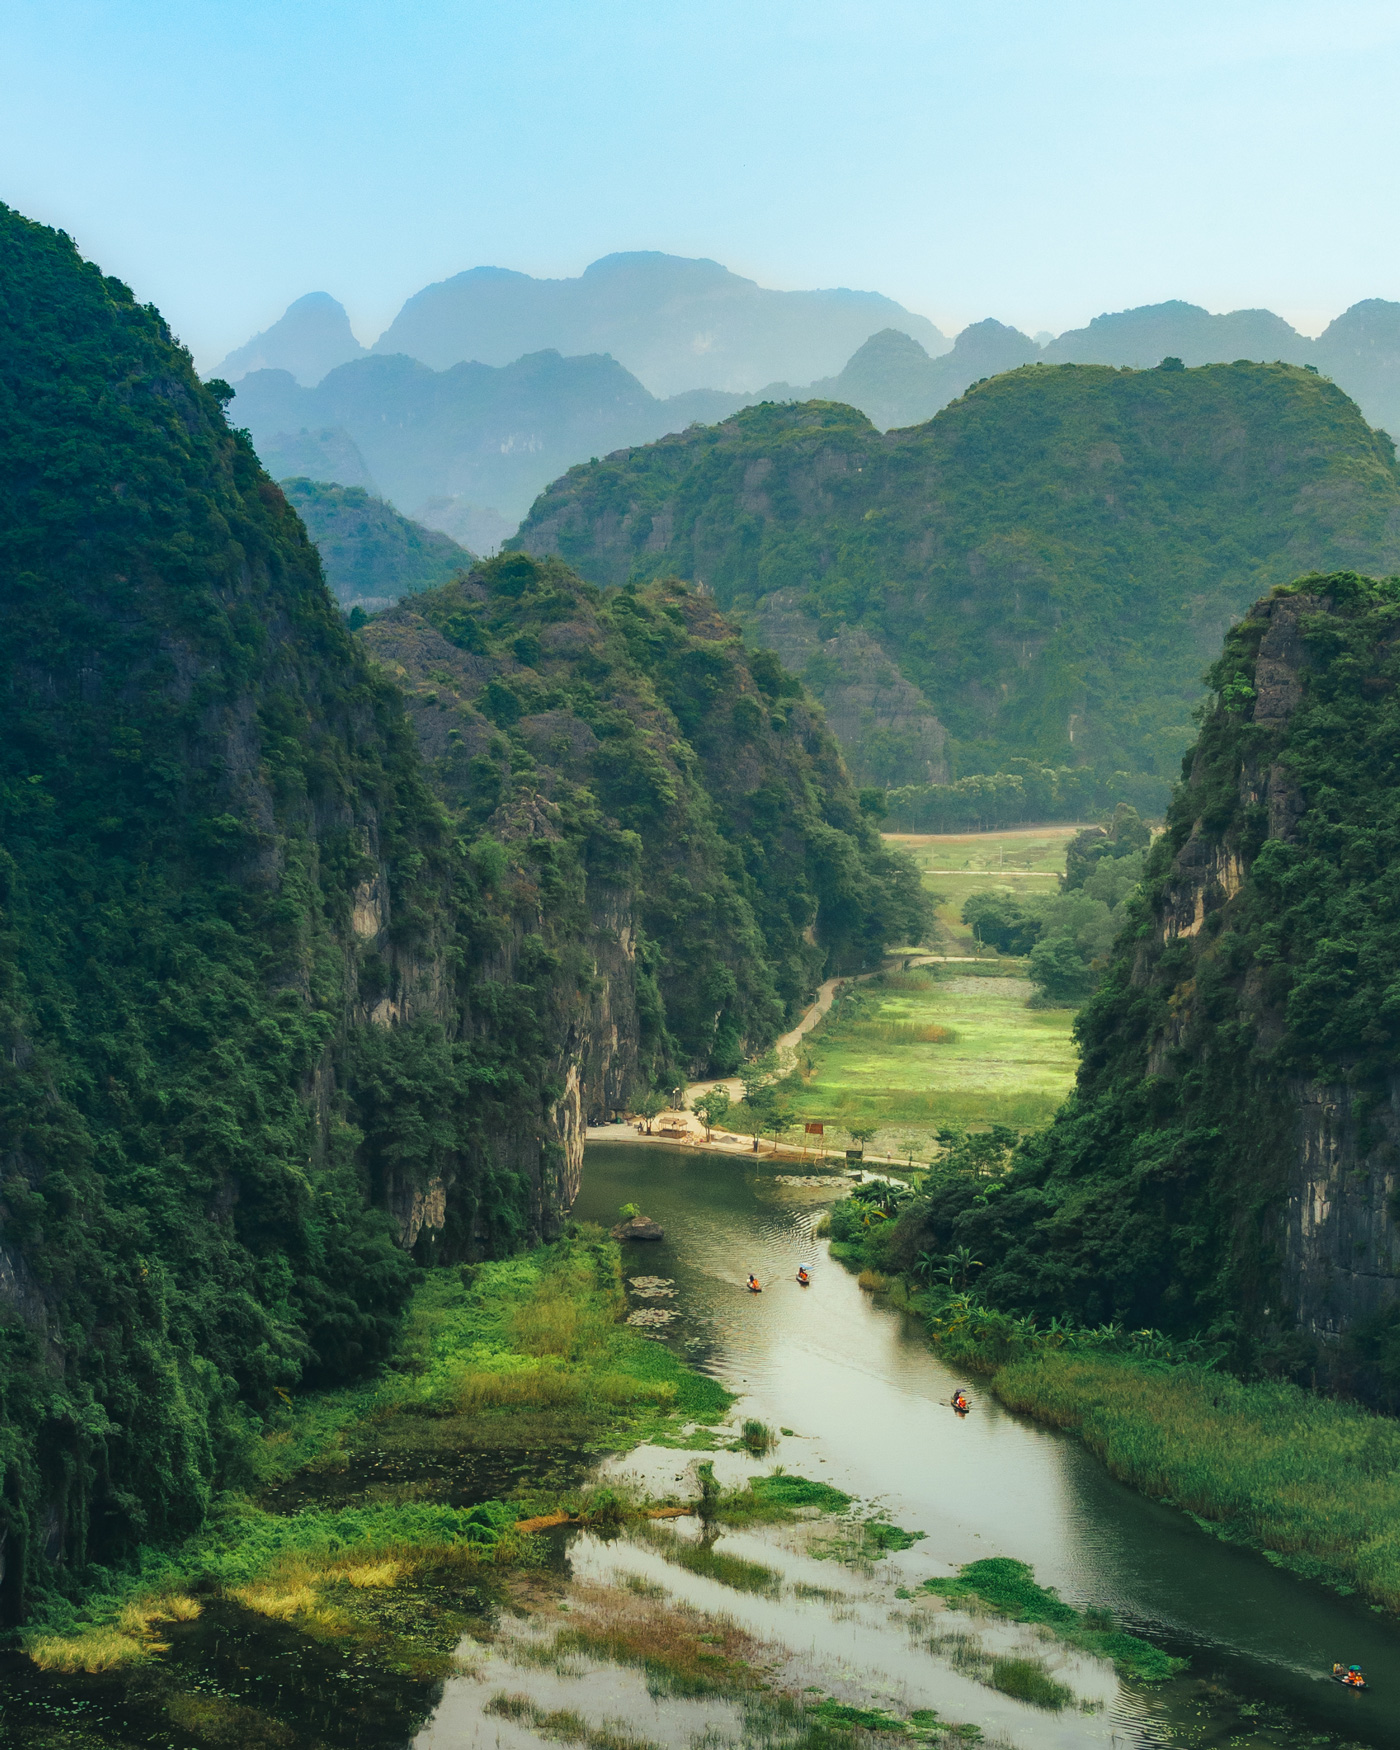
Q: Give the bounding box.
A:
[988,1347,1400,1611]
[17,1229,734,1678]
[852,1251,1400,1616]
[8,1220,1108,1750]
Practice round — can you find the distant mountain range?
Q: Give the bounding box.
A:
[218,291,367,386]
[230,348,745,526]
[516,361,1400,789]
[217,252,949,394]
[219,256,1400,567]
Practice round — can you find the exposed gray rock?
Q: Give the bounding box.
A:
[611,1214,665,1241]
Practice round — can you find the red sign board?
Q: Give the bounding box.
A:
[805,1121,824,1135]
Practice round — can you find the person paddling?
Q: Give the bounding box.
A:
[1333,1663,1367,1689]
[796,1265,811,1286]
[747,1273,762,1293]
[952,1389,970,1414]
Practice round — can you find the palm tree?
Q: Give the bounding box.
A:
[944,1244,983,1291]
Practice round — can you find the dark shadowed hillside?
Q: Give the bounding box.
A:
[0,205,923,1621]
[516,364,1400,790]
[899,575,1400,1391]
[362,554,928,1073]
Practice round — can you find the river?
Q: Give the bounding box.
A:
[533,1141,1395,1750]
[5,1141,1397,1750]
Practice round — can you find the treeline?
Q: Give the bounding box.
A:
[879,765,1169,834]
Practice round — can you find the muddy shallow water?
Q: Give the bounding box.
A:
[4,1143,1397,1750]
[563,1143,1400,1749]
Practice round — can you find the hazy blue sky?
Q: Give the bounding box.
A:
[4,0,1399,367]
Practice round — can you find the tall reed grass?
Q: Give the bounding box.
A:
[992,1351,1400,1611]
[24,1231,732,1672]
[861,1022,956,1045]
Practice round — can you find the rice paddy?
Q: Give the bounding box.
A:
[788,965,1078,1150]
[771,828,1085,1156]
[884,825,1087,958]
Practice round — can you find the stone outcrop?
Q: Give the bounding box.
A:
[1137,588,1400,1343]
[611,1214,664,1241]
[741,589,948,786]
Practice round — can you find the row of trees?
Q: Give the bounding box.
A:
[881,764,1168,834]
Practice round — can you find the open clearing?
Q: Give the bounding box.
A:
[788,965,1078,1150]
[885,824,1089,957]
[781,829,1084,1158]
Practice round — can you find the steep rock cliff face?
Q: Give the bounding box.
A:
[909,575,1400,1378]
[358,553,932,1221]
[358,597,642,1242]
[736,589,948,787]
[0,205,463,1615]
[1140,591,1400,1341]
[0,206,928,1621]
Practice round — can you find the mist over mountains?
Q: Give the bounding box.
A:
[230,346,746,527]
[218,252,950,394]
[517,361,1400,796]
[219,254,1400,591]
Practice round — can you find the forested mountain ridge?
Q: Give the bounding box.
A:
[281,478,472,611]
[902,576,1400,1387]
[362,554,927,1079]
[515,365,1400,787]
[0,203,446,1616]
[0,205,922,1620]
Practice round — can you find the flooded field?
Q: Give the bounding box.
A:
[3,1143,1396,1750]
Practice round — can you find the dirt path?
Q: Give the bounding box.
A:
[588,970,890,1162]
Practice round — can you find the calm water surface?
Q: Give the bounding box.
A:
[6,1143,1396,1750]
[565,1143,1400,1747]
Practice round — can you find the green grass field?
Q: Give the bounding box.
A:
[884,825,1088,956]
[788,966,1078,1155]
[775,830,1086,1158]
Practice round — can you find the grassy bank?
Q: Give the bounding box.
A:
[22,1229,733,1675]
[921,1556,1183,1683]
[850,1254,1400,1614]
[990,1348,1400,1610]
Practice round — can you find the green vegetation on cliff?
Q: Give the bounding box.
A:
[362,553,930,1079]
[280,477,471,610]
[0,206,924,1627]
[517,367,1400,791]
[0,203,443,1621]
[899,573,1400,1387]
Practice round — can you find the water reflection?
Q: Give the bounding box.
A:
[572,1142,1400,1748]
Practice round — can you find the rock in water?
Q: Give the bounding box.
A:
[612,1213,665,1241]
